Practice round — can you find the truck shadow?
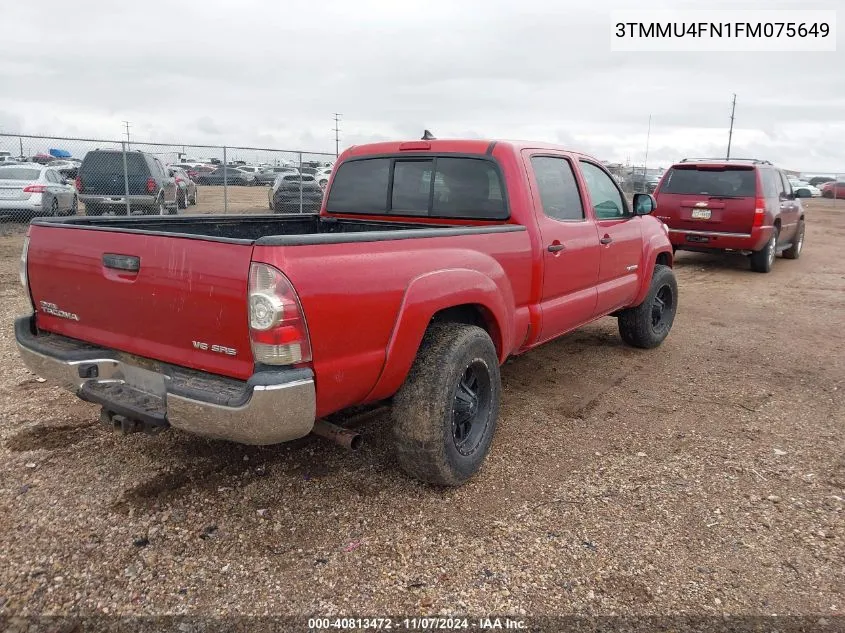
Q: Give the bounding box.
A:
[673,250,758,273]
[109,322,641,513]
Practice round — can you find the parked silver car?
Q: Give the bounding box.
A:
[0,163,78,217]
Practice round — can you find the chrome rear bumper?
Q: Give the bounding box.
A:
[14,316,316,445]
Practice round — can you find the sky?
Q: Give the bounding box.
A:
[0,0,842,172]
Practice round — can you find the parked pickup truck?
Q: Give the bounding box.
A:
[16,139,677,486]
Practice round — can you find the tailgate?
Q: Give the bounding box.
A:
[656,193,755,234]
[656,165,757,234]
[26,225,255,380]
[80,172,150,196]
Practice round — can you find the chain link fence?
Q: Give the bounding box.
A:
[1,133,843,226]
[0,133,335,223]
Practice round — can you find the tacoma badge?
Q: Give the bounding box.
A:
[40,301,80,321]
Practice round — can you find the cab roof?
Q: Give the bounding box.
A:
[341,139,601,161]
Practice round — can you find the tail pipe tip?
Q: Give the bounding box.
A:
[311,420,363,451]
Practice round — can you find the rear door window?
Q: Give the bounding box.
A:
[326,156,506,219]
[761,169,779,199]
[661,167,757,197]
[530,156,584,221]
[778,171,793,197]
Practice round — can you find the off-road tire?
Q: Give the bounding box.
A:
[618,264,678,349]
[750,226,779,273]
[782,220,804,260]
[392,323,501,486]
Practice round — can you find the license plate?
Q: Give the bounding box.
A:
[691,208,711,219]
[0,190,17,199]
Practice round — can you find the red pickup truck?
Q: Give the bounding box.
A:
[16,139,677,486]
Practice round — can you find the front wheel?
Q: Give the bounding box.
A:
[392,324,501,486]
[750,226,778,273]
[617,264,678,349]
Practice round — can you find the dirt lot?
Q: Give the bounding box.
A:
[0,194,842,619]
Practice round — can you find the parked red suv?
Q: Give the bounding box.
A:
[821,180,845,199]
[653,158,809,273]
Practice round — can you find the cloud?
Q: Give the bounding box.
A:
[0,0,842,170]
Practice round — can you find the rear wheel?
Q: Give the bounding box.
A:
[617,264,678,349]
[49,198,59,216]
[782,220,804,260]
[392,324,501,486]
[68,196,78,216]
[189,188,197,205]
[750,226,778,273]
[177,189,188,209]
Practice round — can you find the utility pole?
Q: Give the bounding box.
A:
[122,121,132,149]
[643,114,652,179]
[332,113,342,157]
[726,94,736,159]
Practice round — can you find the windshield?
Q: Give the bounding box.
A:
[0,168,40,180]
[660,167,757,197]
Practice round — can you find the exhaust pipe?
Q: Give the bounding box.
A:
[311,420,362,451]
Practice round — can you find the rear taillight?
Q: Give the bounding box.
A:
[23,184,46,193]
[175,177,184,183]
[20,235,33,311]
[248,263,312,365]
[146,177,157,193]
[753,197,766,227]
[74,176,82,192]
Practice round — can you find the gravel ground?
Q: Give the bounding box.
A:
[0,197,843,620]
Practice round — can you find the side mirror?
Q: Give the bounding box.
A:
[633,192,656,215]
[793,188,811,199]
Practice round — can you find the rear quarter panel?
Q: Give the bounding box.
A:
[251,229,533,417]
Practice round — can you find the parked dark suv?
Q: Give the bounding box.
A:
[76,150,178,216]
[653,158,809,273]
[268,172,323,213]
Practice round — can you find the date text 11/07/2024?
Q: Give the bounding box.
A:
[307,617,527,630]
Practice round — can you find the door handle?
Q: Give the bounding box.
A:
[547,243,565,252]
[103,253,140,272]
[600,235,613,245]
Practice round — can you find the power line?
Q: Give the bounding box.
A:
[332,113,342,157]
[726,94,737,160]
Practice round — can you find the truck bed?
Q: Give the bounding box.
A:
[31,214,521,245]
[25,213,526,384]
